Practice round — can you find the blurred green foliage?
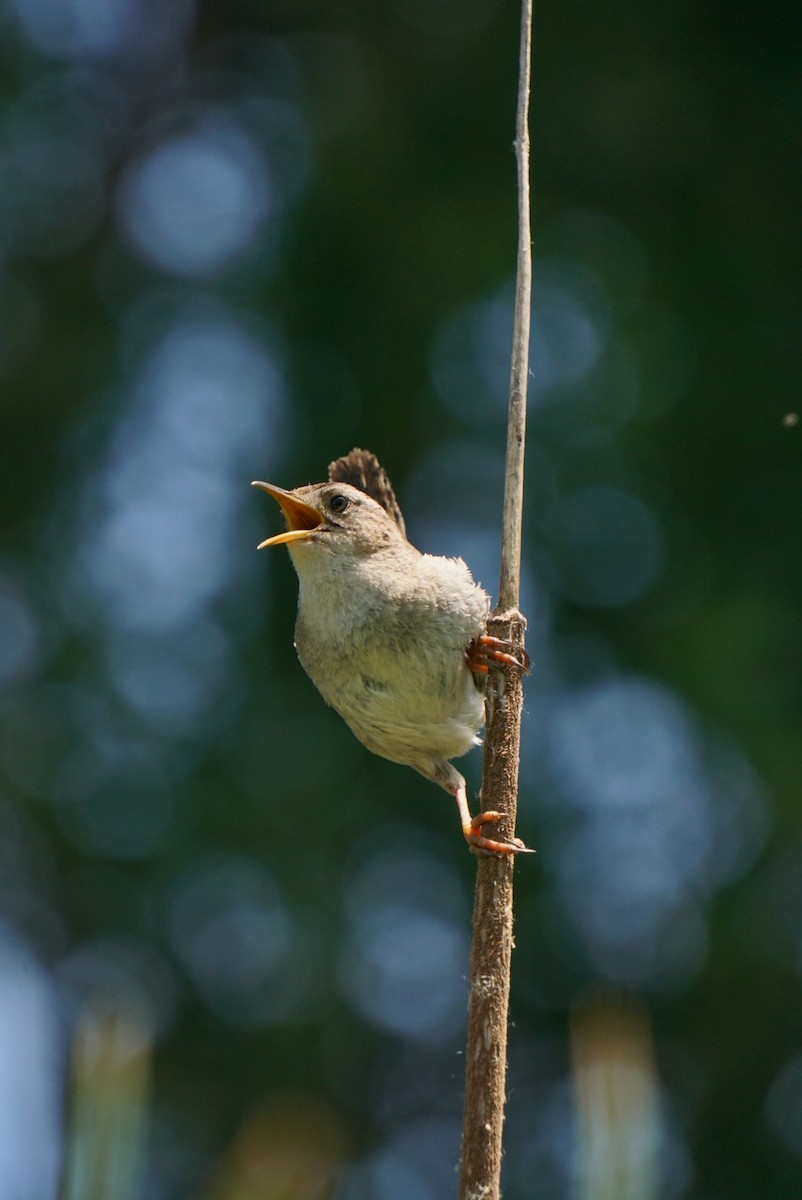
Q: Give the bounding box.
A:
[0,0,799,1197]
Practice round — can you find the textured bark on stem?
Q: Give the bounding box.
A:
[459,608,527,1200]
[458,0,532,1194]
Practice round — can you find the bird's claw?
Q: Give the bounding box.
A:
[467,634,531,675]
[463,809,535,857]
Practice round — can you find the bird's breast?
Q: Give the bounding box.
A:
[289,544,489,762]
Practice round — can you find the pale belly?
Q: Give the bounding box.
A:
[332,666,485,768]
[297,632,485,772]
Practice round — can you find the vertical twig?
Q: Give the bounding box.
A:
[60,1004,151,1200]
[459,0,532,1196]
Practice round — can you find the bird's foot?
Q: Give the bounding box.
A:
[463,809,535,857]
[467,634,531,675]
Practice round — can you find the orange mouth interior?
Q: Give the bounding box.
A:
[252,482,323,548]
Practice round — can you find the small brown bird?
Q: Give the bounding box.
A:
[253,450,530,855]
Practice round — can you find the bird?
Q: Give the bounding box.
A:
[253,449,530,855]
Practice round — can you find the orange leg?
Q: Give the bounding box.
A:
[453,783,534,857]
[466,634,531,675]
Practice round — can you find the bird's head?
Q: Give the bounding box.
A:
[252,480,407,559]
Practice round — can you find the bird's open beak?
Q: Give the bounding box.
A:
[252,482,324,548]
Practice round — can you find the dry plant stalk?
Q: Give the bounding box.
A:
[458,0,533,1195]
[571,996,659,1200]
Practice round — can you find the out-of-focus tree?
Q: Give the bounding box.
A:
[0,0,799,1197]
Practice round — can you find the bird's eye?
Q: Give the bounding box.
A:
[329,494,350,514]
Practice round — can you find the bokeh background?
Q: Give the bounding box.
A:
[0,0,799,1197]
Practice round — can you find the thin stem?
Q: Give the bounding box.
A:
[498,0,533,614]
[458,0,533,1196]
